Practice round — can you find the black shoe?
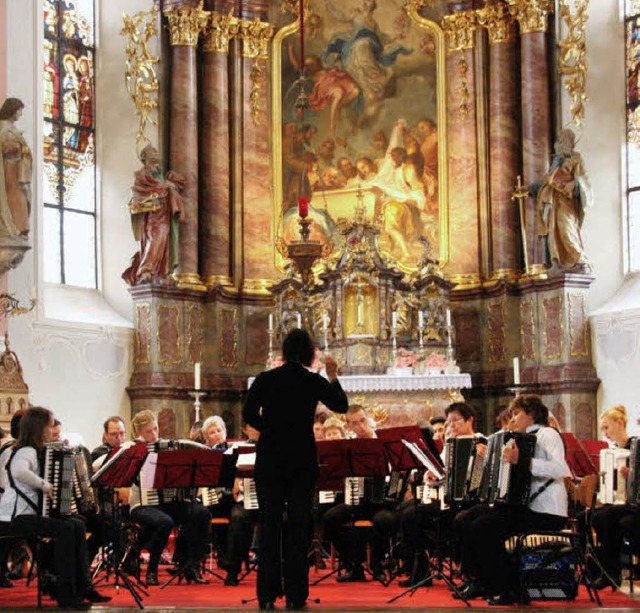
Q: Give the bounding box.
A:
[286,601,307,610]
[259,602,275,611]
[0,575,13,588]
[371,567,386,583]
[166,566,180,576]
[336,566,366,582]
[592,574,621,590]
[184,567,210,585]
[83,588,112,603]
[146,570,159,586]
[454,581,484,600]
[486,593,515,606]
[224,572,239,586]
[56,598,92,610]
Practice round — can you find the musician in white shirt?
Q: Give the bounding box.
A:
[464,395,570,605]
[129,410,211,586]
[589,405,639,589]
[0,407,109,609]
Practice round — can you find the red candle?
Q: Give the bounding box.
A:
[298,196,309,218]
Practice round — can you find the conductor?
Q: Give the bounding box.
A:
[243,328,348,610]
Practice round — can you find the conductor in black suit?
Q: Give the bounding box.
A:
[243,328,349,610]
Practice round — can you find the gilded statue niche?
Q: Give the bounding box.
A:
[272,0,449,275]
[344,274,378,338]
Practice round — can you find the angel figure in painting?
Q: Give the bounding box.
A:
[534,129,592,272]
[322,0,412,125]
[0,98,32,238]
[122,144,186,285]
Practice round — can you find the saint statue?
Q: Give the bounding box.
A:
[534,129,592,272]
[0,98,32,238]
[122,144,186,285]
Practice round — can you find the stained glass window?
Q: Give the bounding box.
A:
[43,0,96,287]
[626,5,640,271]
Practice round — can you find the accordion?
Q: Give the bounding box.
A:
[627,438,640,505]
[40,444,76,518]
[444,435,487,506]
[71,446,97,514]
[479,430,536,507]
[344,476,385,506]
[598,447,630,505]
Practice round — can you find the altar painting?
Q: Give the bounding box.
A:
[273,0,448,273]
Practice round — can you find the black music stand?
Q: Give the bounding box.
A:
[312,439,388,586]
[91,442,150,610]
[386,439,470,607]
[154,447,234,588]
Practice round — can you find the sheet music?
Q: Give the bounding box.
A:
[90,440,136,482]
[140,452,158,490]
[401,440,444,480]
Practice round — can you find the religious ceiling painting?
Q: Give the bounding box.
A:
[273,0,448,275]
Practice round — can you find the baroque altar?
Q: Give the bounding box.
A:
[268,210,469,426]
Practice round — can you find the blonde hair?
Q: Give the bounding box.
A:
[323,418,345,437]
[132,409,156,435]
[601,405,628,428]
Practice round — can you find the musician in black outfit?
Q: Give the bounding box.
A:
[588,405,639,589]
[128,410,211,586]
[0,407,110,609]
[322,405,398,584]
[463,394,570,605]
[90,416,126,463]
[243,328,348,611]
[399,401,485,587]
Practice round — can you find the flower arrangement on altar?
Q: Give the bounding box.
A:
[392,349,450,375]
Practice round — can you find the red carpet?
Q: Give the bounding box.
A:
[0,567,637,610]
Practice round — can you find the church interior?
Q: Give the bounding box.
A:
[0,0,635,449]
[0,0,640,608]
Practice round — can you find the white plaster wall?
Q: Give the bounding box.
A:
[2,0,152,449]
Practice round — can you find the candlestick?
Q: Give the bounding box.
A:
[513,357,520,385]
[392,311,398,329]
[268,312,274,332]
[296,313,302,328]
[189,390,206,423]
[322,312,329,352]
[298,196,309,218]
[446,308,451,328]
[418,311,424,329]
[194,362,201,390]
[267,328,275,369]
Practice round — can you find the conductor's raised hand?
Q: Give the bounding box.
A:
[325,355,339,381]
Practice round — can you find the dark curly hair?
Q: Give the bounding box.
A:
[509,394,549,426]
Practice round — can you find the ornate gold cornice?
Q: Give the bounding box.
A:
[164,2,209,47]
[505,0,554,34]
[477,2,517,45]
[240,17,274,59]
[202,10,240,53]
[441,11,477,51]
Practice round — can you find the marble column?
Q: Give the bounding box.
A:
[200,12,239,288]
[478,3,520,280]
[164,5,209,290]
[238,15,275,294]
[442,11,481,288]
[507,0,554,277]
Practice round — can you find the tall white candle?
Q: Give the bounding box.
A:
[296,313,302,328]
[268,313,274,332]
[418,311,424,329]
[194,362,201,390]
[446,308,451,328]
[513,357,520,385]
[322,312,329,333]
[392,311,398,328]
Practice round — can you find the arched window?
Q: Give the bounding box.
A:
[43,0,96,287]
[625,1,640,271]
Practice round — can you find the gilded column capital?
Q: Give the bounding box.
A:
[202,10,240,53]
[477,3,517,45]
[240,17,274,59]
[164,3,209,47]
[441,11,477,51]
[505,0,554,34]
